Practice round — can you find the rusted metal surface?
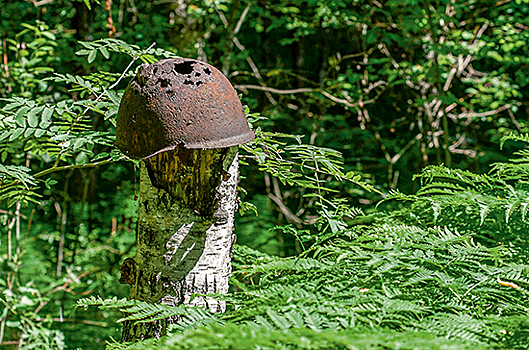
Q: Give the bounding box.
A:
[115,58,255,159]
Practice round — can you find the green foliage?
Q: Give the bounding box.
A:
[75,39,177,65]
[114,323,488,350]
[382,140,529,253]
[82,199,529,349]
[0,21,57,98]
[77,296,218,332]
[227,223,527,346]
[242,112,375,193]
[1,1,529,349]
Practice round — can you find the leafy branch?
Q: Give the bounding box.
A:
[240,113,380,195]
[0,39,170,205]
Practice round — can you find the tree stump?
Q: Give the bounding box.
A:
[120,146,239,341]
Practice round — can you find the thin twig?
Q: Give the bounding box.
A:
[321,90,376,108]
[235,84,379,108]
[34,318,109,326]
[30,0,53,6]
[0,156,127,193]
[110,42,156,91]
[233,3,250,35]
[390,134,423,165]
[424,0,451,166]
[0,306,6,345]
[15,201,21,258]
[455,104,511,119]
[2,38,9,77]
[232,39,277,105]
[236,84,315,94]
[217,2,277,105]
[508,108,522,131]
[269,193,302,225]
[341,48,374,60]
[19,208,35,259]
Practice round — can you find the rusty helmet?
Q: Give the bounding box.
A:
[115,58,255,159]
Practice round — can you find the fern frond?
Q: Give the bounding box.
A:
[500,132,529,149]
[76,296,135,310]
[127,322,487,350]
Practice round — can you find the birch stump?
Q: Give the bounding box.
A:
[120,146,239,341]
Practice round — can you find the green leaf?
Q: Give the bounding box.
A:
[76,49,91,56]
[9,128,25,141]
[99,46,110,59]
[461,31,474,40]
[487,51,503,62]
[40,107,53,128]
[75,151,89,165]
[27,107,43,127]
[87,50,97,63]
[44,178,58,189]
[41,31,56,41]
[0,131,10,142]
[83,0,92,10]
[3,99,24,111]
[15,106,30,127]
[34,129,46,138]
[24,128,35,138]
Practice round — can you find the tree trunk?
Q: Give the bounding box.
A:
[120,146,239,342]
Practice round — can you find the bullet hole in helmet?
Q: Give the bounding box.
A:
[158,78,170,87]
[174,61,194,75]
